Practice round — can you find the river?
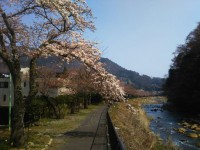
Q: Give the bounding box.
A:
[143,103,200,150]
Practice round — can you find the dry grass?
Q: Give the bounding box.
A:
[109,97,178,150]
[0,126,10,150]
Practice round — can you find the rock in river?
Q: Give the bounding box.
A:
[178,128,186,134]
[182,122,190,128]
[187,133,198,138]
[195,127,200,131]
[191,124,198,130]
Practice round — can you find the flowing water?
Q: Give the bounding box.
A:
[143,103,200,150]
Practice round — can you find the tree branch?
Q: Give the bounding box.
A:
[8,1,39,18]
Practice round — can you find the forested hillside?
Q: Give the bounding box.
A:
[164,23,200,113]
[100,58,164,91]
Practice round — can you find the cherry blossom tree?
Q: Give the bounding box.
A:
[0,0,94,147]
[0,0,125,147]
[36,66,71,118]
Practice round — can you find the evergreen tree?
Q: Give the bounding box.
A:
[165,23,200,113]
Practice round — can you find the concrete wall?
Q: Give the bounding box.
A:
[21,68,30,97]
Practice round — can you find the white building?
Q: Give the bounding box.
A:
[36,77,74,98]
[46,87,73,98]
[0,67,74,107]
[0,77,14,107]
[0,68,30,107]
[21,68,30,97]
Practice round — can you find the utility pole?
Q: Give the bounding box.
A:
[9,73,12,131]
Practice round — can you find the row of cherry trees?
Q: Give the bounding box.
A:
[0,0,125,147]
[33,66,103,117]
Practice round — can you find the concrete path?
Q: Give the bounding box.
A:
[49,106,108,150]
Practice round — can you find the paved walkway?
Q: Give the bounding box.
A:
[49,106,108,150]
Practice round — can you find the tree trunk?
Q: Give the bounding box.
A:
[43,96,60,119]
[88,93,91,105]
[70,101,75,114]
[11,61,25,147]
[83,94,88,109]
[25,58,38,123]
[0,8,26,147]
[28,58,38,102]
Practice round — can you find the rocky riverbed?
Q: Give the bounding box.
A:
[144,104,200,150]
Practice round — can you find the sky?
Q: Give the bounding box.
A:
[86,0,200,78]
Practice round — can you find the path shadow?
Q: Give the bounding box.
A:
[64,131,95,137]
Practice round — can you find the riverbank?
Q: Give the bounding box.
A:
[109,97,178,150]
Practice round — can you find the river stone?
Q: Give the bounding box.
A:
[182,122,190,128]
[191,124,198,130]
[187,133,198,138]
[197,143,200,148]
[195,127,200,131]
[178,128,186,133]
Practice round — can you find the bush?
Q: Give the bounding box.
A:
[25,93,102,121]
[25,96,47,123]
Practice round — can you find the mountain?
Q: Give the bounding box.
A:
[0,57,164,92]
[100,58,164,91]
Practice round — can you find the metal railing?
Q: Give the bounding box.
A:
[107,111,126,150]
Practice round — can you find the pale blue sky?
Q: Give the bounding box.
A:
[86,0,200,78]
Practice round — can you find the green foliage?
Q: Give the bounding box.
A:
[24,96,47,123]
[164,23,200,113]
[55,94,86,115]
[25,92,104,122]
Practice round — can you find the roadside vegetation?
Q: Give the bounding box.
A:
[0,103,103,150]
[109,97,178,150]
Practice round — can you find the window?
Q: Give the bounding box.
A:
[24,81,26,87]
[4,82,8,88]
[0,82,8,88]
[3,95,6,101]
[0,82,3,88]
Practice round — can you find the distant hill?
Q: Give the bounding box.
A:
[0,57,164,91]
[100,58,164,91]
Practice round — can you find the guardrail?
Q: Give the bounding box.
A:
[107,111,126,150]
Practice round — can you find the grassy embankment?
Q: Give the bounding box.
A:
[109,97,178,150]
[0,104,103,150]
